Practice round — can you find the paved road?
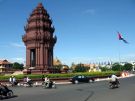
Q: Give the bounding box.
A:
[3,76,135,101]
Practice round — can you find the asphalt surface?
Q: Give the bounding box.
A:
[2,76,135,101]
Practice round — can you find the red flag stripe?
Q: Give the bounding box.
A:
[118,32,122,40]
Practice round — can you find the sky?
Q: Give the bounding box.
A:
[0,0,135,66]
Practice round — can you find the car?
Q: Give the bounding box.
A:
[69,75,95,84]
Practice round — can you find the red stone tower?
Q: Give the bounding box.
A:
[22,3,57,70]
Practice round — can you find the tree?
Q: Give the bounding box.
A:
[112,63,122,71]
[53,58,63,70]
[13,62,24,70]
[100,66,110,71]
[123,63,133,71]
[70,62,76,71]
[53,64,63,70]
[74,63,89,72]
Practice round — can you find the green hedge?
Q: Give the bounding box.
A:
[0,71,120,80]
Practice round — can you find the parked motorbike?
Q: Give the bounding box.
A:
[42,81,56,89]
[109,80,120,89]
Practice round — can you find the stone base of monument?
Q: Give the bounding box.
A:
[23,69,47,74]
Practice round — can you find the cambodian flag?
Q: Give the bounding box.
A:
[118,32,128,44]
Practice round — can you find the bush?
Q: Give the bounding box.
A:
[0,71,120,80]
[100,67,111,71]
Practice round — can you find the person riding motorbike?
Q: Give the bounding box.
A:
[109,74,120,88]
[26,76,33,87]
[45,78,51,88]
[42,77,55,88]
[23,76,33,87]
[9,76,18,86]
[0,83,13,99]
[110,74,119,83]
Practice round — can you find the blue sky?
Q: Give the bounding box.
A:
[0,0,135,66]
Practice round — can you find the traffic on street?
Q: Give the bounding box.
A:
[1,75,135,101]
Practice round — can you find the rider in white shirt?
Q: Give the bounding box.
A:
[26,77,31,82]
[110,74,120,85]
[111,74,118,82]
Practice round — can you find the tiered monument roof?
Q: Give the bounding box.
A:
[23,3,56,44]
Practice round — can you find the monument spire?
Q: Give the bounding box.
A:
[37,2,43,7]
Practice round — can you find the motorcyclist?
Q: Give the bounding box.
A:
[43,77,54,88]
[110,74,119,84]
[23,76,33,87]
[0,83,9,95]
[0,83,13,99]
[26,76,33,86]
[45,78,51,88]
[9,76,18,86]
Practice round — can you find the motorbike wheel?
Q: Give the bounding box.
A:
[116,84,120,88]
[7,90,13,98]
[42,82,45,87]
[52,84,56,89]
[42,82,48,89]
[109,84,114,89]
[29,83,33,87]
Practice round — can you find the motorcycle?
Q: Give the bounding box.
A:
[23,80,33,87]
[10,81,18,87]
[42,81,56,89]
[109,79,120,89]
[0,85,14,99]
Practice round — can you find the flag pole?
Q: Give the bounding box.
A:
[118,41,121,64]
[117,31,129,71]
[117,31,121,71]
[118,36,122,71]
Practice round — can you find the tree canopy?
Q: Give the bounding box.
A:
[13,62,24,70]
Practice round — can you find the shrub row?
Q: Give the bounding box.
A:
[0,71,120,80]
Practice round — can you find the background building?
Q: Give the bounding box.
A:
[0,60,13,72]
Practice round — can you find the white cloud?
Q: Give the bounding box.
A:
[0,43,24,48]
[0,57,25,64]
[10,43,25,48]
[10,57,25,64]
[124,53,135,57]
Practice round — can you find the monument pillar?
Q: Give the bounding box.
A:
[26,48,30,67]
